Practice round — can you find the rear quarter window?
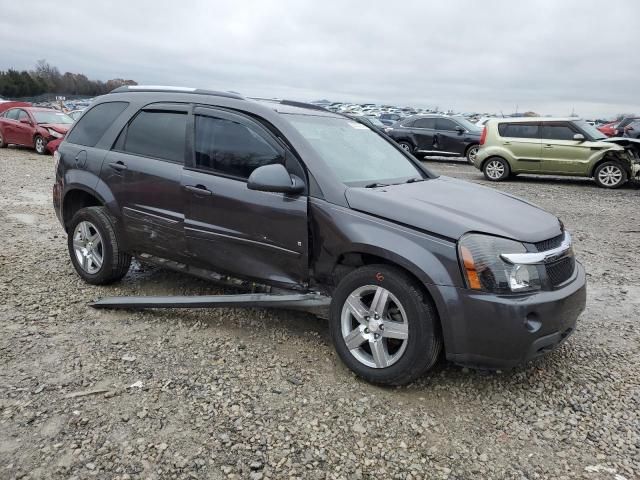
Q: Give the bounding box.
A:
[66,102,129,147]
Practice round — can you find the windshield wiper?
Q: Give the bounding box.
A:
[405,177,424,184]
[364,182,390,188]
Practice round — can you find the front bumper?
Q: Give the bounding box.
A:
[435,261,587,369]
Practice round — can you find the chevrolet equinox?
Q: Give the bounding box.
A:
[53,86,587,385]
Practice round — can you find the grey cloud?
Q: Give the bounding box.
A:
[1,0,638,117]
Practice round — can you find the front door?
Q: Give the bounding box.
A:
[183,106,308,288]
[434,117,465,155]
[539,122,592,175]
[102,105,188,257]
[15,109,35,146]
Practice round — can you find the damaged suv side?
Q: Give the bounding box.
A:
[53,87,587,385]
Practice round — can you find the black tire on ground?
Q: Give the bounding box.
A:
[67,206,131,285]
[482,156,510,181]
[465,144,479,165]
[0,131,7,148]
[329,264,442,386]
[34,135,47,155]
[397,141,413,154]
[593,161,628,189]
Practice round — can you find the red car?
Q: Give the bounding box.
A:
[597,121,618,137]
[0,106,74,154]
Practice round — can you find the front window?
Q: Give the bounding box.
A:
[32,110,74,125]
[286,114,423,186]
[574,120,606,140]
[452,117,481,132]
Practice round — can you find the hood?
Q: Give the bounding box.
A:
[603,137,640,146]
[40,123,70,133]
[345,176,562,243]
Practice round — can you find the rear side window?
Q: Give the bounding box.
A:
[540,123,576,141]
[194,115,281,179]
[67,102,129,147]
[6,109,19,120]
[498,123,539,139]
[120,110,187,163]
[413,118,435,129]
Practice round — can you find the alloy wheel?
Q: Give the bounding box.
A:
[35,137,46,154]
[340,285,409,369]
[597,165,623,187]
[72,221,104,274]
[485,160,505,179]
[467,146,479,163]
[399,143,411,152]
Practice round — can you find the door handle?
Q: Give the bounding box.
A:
[503,141,511,145]
[109,161,128,171]
[543,145,553,149]
[184,185,212,196]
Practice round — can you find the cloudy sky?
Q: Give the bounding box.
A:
[1,0,638,118]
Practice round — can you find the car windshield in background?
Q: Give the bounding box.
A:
[575,120,606,140]
[454,116,481,132]
[33,111,74,125]
[287,115,422,186]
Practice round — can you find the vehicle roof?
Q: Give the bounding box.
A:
[490,117,584,123]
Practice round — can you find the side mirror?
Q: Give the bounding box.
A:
[247,163,305,194]
[455,126,465,134]
[573,133,585,141]
[19,118,32,125]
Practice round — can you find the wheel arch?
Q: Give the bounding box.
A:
[62,187,105,229]
[589,151,632,177]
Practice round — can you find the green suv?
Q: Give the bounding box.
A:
[474,118,640,188]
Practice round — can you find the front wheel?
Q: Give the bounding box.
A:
[67,206,131,285]
[466,144,479,165]
[329,265,442,385]
[397,141,413,154]
[483,157,510,181]
[594,161,627,189]
[34,135,47,155]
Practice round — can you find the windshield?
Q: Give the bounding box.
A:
[32,110,74,125]
[287,115,423,186]
[575,120,606,140]
[453,116,481,132]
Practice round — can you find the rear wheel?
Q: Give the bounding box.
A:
[67,206,131,284]
[483,157,510,181]
[34,135,47,155]
[594,161,627,188]
[329,265,442,385]
[0,131,7,148]
[397,141,413,154]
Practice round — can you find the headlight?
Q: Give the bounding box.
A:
[47,128,63,139]
[458,233,541,293]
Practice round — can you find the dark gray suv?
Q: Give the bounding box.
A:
[53,86,586,385]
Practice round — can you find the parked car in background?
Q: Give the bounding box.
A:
[474,118,640,188]
[0,107,74,154]
[378,113,404,126]
[614,116,640,136]
[53,86,587,385]
[597,121,618,137]
[386,114,482,163]
[621,120,640,139]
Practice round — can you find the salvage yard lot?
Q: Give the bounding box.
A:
[0,148,638,479]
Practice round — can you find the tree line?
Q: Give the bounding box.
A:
[0,60,137,99]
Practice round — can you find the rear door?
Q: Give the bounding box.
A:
[1,109,20,143]
[182,106,308,287]
[104,104,188,257]
[497,122,541,172]
[411,117,436,153]
[539,122,591,174]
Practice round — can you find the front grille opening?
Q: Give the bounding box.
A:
[534,233,564,252]
[545,256,575,287]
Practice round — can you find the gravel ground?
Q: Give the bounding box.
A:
[0,148,638,480]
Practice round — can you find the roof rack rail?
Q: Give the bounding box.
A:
[109,85,244,100]
[279,100,328,112]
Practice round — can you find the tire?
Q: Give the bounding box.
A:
[67,206,131,285]
[593,161,627,189]
[465,144,479,165]
[329,264,442,386]
[483,157,510,181]
[0,130,7,148]
[397,141,413,154]
[34,135,47,155]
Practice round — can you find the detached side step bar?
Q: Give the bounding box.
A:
[89,293,331,310]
